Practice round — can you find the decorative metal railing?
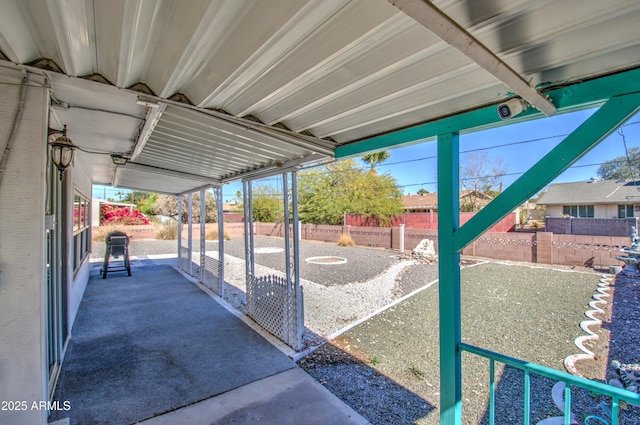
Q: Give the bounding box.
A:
[460,343,639,425]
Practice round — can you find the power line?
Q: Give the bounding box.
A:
[361,118,640,170]
[95,117,640,198]
[242,158,633,198]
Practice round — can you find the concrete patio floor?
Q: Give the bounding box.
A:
[50,262,368,425]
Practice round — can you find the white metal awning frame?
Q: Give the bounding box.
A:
[118,95,338,194]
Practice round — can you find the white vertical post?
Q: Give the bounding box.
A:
[243,180,254,282]
[283,173,291,285]
[291,171,303,350]
[400,223,405,253]
[188,193,193,276]
[177,195,183,268]
[215,186,225,297]
[200,189,206,283]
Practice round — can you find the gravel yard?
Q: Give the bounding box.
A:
[209,236,430,340]
[92,236,639,424]
[299,263,639,425]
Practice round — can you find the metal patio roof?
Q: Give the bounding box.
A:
[1,0,640,195]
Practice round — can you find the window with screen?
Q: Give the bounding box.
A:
[73,189,91,273]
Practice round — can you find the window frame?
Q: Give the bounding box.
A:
[562,204,594,218]
[72,188,91,273]
[618,204,634,218]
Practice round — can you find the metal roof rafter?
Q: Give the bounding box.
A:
[118,162,221,184]
[335,67,640,158]
[387,0,557,116]
[136,95,337,155]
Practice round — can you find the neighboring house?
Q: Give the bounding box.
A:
[538,178,640,218]
[223,201,241,213]
[402,190,492,212]
[402,192,438,212]
[223,201,244,223]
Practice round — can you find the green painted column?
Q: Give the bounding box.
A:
[438,132,462,424]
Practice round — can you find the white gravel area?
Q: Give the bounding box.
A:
[302,260,417,337]
[207,250,418,339]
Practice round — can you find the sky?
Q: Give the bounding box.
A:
[93,109,640,203]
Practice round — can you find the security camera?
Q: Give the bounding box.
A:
[497,98,528,120]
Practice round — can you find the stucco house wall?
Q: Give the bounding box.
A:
[545,205,562,217]
[0,66,93,425]
[0,67,50,425]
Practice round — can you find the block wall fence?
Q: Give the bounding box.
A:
[93,222,630,268]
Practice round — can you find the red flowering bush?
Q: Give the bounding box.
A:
[100,205,150,225]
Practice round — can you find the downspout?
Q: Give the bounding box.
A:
[0,70,28,188]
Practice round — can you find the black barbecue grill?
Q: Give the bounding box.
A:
[102,231,131,279]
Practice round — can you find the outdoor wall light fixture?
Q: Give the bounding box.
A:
[110,154,129,166]
[48,125,76,179]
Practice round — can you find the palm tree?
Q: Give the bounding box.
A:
[360,151,391,174]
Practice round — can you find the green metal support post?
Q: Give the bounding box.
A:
[438,132,462,424]
[332,73,640,425]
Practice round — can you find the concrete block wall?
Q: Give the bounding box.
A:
[346,212,516,232]
[552,234,628,267]
[256,222,286,237]
[469,232,536,263]
[535,232,553,264]
[402,229,439,251]
[93,221,632,269]
[349,226,392,248]
[303,224,345,243]
[545,217,638,237]
[225,222,246,238]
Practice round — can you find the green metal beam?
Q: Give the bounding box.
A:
[437,132,462,424]
[334,67,640,158]
[454,92,640,252]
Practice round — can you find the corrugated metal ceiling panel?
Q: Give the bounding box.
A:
[134,104,332,182]
[1,0,640,194]
[113,165,215,196]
